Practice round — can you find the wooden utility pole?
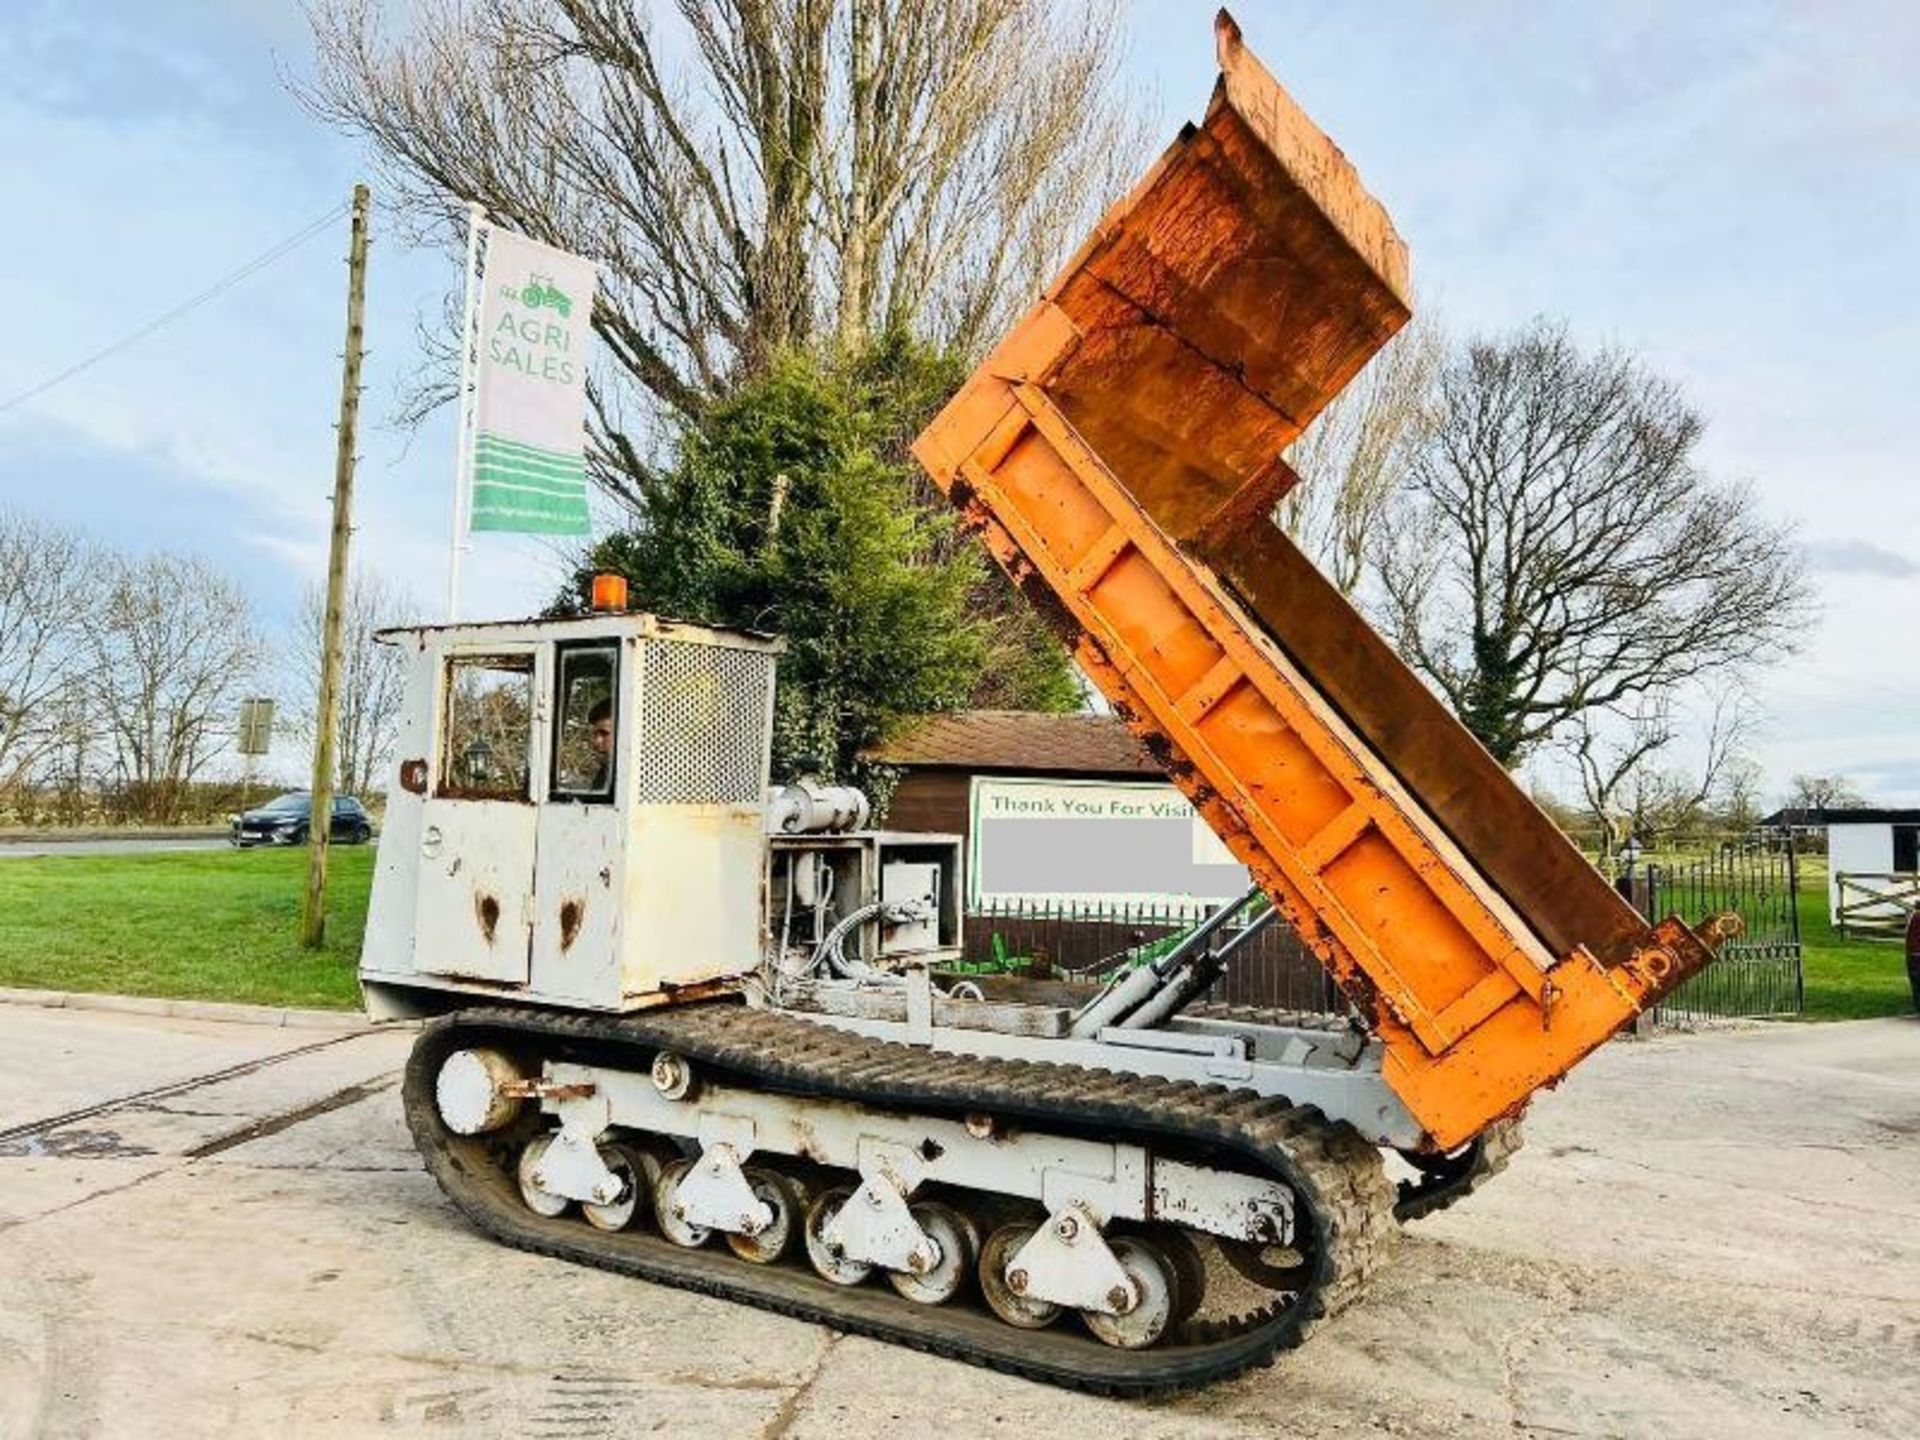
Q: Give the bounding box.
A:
[304,183,371,949]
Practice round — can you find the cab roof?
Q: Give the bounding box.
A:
[375,609,782,653]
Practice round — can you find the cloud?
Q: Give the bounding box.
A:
[1856,757,1920,803]
[244,530,329,575]
[0,2,254,128]
[1801,539,1920,579]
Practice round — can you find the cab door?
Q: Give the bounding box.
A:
[414,647,544,984]
[529,640,625,1004]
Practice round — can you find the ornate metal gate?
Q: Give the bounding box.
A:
[1643,836,1803,1022]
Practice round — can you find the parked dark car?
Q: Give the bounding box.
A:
[230,792,374,847]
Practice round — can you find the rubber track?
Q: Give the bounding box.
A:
[403,1002,1398,1397]
[1393,1117,1525,1223]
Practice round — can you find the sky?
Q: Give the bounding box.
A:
[0,1,1915,802]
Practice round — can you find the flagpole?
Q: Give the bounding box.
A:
[447,199,485,622]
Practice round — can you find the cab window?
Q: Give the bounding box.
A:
[438,654,534,800]
[552,644,618,801]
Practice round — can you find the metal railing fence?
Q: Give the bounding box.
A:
[961,831,1805,1025]
[1642,835,1803,1022]
[959,898,1341,1013]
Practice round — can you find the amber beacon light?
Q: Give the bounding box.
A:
[590,573,629,612]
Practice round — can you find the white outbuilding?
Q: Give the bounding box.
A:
[1822,810,1920,932]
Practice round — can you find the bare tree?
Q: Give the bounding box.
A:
[88,554,264,823]
[1567,686,1755,864]
[1279,312,1441,595]
[1376,320,1813,766]
[1714,755,1766,834]
[0,511,99,801]
[291,571,420,796]
[1785,773,1867,812]
[36,680,105,825]
[299,0,1142,503]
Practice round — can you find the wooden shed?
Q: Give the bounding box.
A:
[869,711,1333,1009]
[872,710,1162,881]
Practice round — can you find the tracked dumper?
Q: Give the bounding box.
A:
[363,12,1725,1395]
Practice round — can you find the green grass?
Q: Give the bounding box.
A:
[1795,861,1913,1021]
[0,846,373,1009]
[0,843,1909,1023]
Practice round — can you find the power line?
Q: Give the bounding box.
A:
[0,201,352,416]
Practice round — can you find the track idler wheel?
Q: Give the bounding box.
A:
[726,1169,803,1265]
[435,1047,525,1135]
[582,1141,664,1233]
[653,1157,711,1248]
[887,1201,978,1306]
[977,1223,1060,1330]
[516,1134,569,1218]
[1081,1237,1178,1351]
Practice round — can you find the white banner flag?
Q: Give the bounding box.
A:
[470,229,596,535]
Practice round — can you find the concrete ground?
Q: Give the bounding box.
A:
[1,1006,1915,1440]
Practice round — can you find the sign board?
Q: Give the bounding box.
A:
[470,228,596,536]
[236,698,275,756]
[967,777,1249,912]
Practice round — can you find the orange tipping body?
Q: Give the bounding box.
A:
[911,11,1715,1152]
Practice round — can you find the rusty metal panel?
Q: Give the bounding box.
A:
[613,631,777,998]
[530,801,622,1001]
[1194,519,1651,967]
[620,804,768,995]
[1037,12,1410,548]
[912,13,1713,1150]
[414,796,539,985]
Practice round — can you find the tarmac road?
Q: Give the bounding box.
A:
[0,838,232,859]
[1,1002,1915,1438]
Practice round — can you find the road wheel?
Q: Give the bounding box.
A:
[516,1135,569,1218]
[653,1158,710,1248]
[1081,1237,1178,1350]
[803,1187,872,1286]
[887,1201,976,1306]
[582,1142,661,1233]
[978,1223,1059,1329]
[726,1168,803,1264]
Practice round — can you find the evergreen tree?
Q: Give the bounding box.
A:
[562,337,1079,785]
